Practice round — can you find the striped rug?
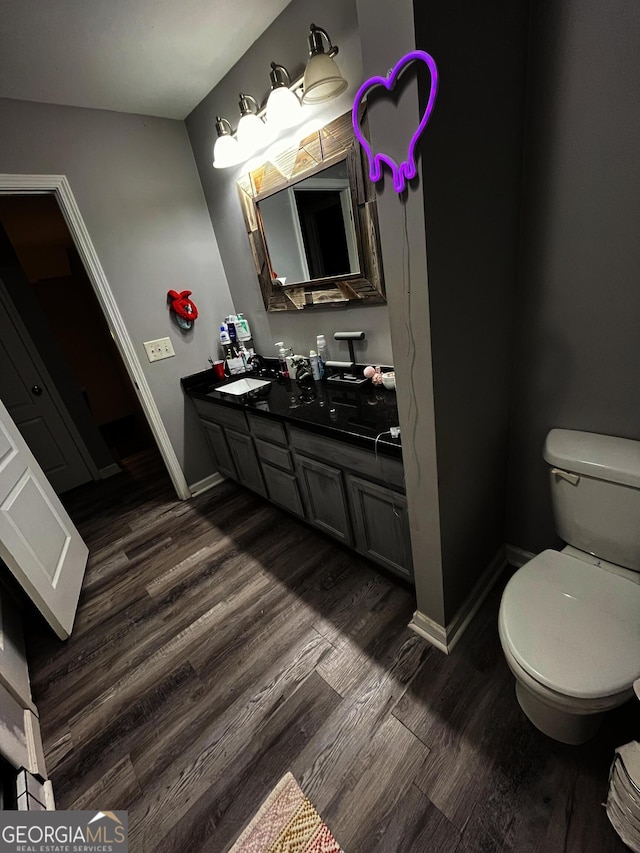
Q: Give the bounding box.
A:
[229,772,343,853]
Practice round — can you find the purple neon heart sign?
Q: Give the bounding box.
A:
[352,50,438,194]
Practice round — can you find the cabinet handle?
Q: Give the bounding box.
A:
[551,467,580,485]
[31,385,43,396]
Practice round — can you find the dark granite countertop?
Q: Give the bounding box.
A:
[181,368,402,459]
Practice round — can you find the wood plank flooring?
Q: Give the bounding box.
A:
[25,449,637,852]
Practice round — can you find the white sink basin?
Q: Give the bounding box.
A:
[218,377,271,395]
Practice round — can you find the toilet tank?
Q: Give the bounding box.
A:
[544,429,640,572]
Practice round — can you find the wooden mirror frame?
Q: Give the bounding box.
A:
[236,112,385,312]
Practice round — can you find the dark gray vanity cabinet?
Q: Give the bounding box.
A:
[347,475,412,579]
[225,429,266,497]
[192,399,265,497]
[200,420,237,480]
[247,414,305,518]
[294,454,353,546]
[192,398,413,581]
[260,464,305,518]
[288,427,412,579]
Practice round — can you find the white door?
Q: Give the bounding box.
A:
[0,281,93,494]
[0,397,88,639]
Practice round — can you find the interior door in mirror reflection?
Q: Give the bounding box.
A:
[257,161,360,286]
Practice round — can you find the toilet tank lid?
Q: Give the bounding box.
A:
[544,429,640,489]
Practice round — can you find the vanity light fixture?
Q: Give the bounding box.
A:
[236,93,272,151]
[212,22,349,169]
[212,116,243,169]
[301,24,348,104]
[265,63,303,130]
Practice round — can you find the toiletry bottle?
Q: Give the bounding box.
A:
[236,313,252,342]
[316,335,328,378]
[309,349,321,381]
[239,342,249,371]
[220,323,231,346]
[227,318,237,347]
[275,342,289,378]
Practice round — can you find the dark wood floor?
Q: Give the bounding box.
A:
[26,449,636,852]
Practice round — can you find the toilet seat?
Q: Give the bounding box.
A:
[500,550,640,700]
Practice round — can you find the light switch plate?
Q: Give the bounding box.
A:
[144,337,175,362]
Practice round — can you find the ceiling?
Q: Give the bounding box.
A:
[0,0,293,120]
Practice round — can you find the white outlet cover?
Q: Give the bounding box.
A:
[143,337,175,362]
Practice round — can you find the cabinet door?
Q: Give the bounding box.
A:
[295,454,352,545]
[226,429,267,497]
[347,475,413,579]
[200,419,237,480]
[261,463,305,518]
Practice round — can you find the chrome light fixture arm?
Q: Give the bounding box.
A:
[308,23,339,59]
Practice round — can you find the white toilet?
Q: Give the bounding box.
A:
[499,429,640,744]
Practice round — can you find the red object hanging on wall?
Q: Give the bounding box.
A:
[168,289,198,329]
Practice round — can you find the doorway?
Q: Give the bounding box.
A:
[0,195,154,484]
[0,175,190,500]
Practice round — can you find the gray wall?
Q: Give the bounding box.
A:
[185,0,394,367]
[0,97,233,486]
[414,1,530,619]
[506,0,640,553]
[355,0,445,625]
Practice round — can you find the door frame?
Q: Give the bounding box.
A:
[0,174,190,500]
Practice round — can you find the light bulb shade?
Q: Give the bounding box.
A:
[236,111,272,150]
[302,52,348,104]
[266,85,302,130]
[213,133,242,169]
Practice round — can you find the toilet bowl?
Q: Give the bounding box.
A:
[500,429,640,744]
[499,549,640,744]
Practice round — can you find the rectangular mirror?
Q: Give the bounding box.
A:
[237,112,385,312]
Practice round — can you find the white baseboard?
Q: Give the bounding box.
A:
[43,780,56,810]
[408,611,449,654]
[409,547,507,655]
[505,543,535,568]
[98,463,122,480]
[24,709,47,778]
[189,471,226,497]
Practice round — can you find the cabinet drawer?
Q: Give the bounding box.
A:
[262,464,305,518]
[247,413,287,446]
[255,438,293,472]
[192,398,248,433]
[289,427,404,491]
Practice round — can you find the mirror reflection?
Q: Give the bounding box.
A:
[257,160,360,286]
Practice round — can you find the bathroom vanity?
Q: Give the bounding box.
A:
[181,370,412,581]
